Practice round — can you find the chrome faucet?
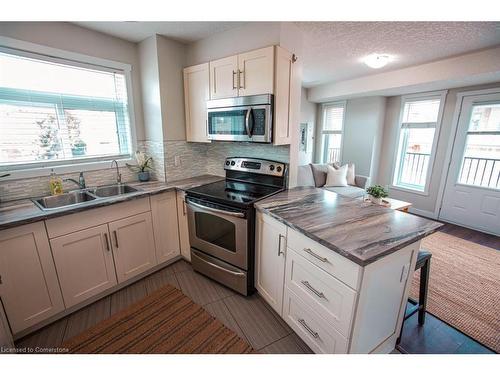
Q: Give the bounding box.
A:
[64,172,86,189]
[111,159,122,184]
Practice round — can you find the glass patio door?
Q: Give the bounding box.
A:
[439,91,500,235]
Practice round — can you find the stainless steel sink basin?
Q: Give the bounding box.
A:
[33,190,97,210]
[91,184,138,198]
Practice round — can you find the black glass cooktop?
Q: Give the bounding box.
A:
[186,180,282,208]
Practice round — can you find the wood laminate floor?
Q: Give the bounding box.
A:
[15,223,498,354]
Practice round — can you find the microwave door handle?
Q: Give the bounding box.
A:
[245,108,253,138]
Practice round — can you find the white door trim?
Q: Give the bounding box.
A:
[435,87,500,219]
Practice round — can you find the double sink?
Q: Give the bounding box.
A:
[32,184,140,211]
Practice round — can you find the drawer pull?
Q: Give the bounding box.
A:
[301,280,326,300]
[303,248,329,263]
[298,318,319,339]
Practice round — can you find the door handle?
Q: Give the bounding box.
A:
[113,230,119,248]
[104,232,111,251]
[238,69,244,89]
[303,248,328,263]
[187,199,245,218]
[245,108,253,138]
[298,318,319,339]
[232,70,237,90]
[278,234,285,257]
[182,200,187,216]
[301,280,326,300]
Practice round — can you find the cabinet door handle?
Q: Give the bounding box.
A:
[301,280,327,300]
[0,274,2,285]
[183,200,187,216]
[113,230,119,248]
[239,69,244,89]
[104,233,110,251]
[278,234,285,256]
[303,248,328,263]
[232,70,237,89]
[298,318,319,339]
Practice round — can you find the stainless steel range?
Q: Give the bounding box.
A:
[185,157,287,295]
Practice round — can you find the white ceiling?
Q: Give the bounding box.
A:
[296,22,500,87]
[74,21,247,43]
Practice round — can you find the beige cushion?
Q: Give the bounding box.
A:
[346,163,356,186]
[325,165,348,187]
[310,162,340,187]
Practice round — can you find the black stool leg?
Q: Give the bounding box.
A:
[418,259,430,325]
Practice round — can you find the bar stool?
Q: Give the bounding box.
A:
[397,249,432,344]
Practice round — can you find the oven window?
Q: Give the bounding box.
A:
[208,110,247,135]
[194,212,236,252]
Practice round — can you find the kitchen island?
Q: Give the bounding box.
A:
[254,187,442,354]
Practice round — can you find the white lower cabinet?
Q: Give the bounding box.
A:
[0,222,64,334]
[150,192,181,264]
[256,212,419,354]
[50,224,117,308]
[283,288,349,354]
[0,298,14,348]
[176,191,191,261]
[255,212,287,315]
[109,212,157,283]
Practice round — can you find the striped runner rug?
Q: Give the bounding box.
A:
[62,284,254,354]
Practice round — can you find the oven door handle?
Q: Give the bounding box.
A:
[186,199,245,218]
[245,108,253,138]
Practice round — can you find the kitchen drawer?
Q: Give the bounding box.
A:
[46,197,151,238]
[285,248,356,337]
[287,228,360,290]
[283,288,348,354]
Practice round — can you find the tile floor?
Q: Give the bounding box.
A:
[15,259,312,354]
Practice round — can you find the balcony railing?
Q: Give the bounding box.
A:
[327,147,341,163]
[459,156,500,189]
[398,152,430,188]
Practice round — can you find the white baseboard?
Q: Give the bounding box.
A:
[408,207,438,219]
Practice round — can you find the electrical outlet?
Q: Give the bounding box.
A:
[174,156,181,167]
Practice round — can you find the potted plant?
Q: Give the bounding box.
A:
[71,139,87,156]
[366,185,388,205]
[126,151,153,182]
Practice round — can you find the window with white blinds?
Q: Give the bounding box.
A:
[0,49,132,170]
[320,102,345,163]
[392,92,446,193]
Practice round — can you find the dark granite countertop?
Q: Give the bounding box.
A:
[0,174,224,231]
[254,187,443,266]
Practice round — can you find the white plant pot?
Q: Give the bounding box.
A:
[370,196,383,205]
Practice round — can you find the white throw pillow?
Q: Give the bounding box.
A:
[346,163,356,186]
[324,164,348,187]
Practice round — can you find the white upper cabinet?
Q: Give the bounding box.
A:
[209,55,238,99]
[237,46,274,97]
[109,212,157,283]
[150,191,181,264]
[0,222,64,334]
[183,63,211,142]
[50,224,117,308]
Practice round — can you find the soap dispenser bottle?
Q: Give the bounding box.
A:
[49,169,63,196]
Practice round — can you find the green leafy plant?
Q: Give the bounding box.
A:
[366,185,388,199]
[126,151,153,173]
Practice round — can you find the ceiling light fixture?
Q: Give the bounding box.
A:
[363,54,393,69]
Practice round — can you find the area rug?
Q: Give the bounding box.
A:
[62,284,253,354]
[410,231,500,352]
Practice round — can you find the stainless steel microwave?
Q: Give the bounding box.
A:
[206,94,273,143]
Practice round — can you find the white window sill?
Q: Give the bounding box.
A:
[0,157,133,181]
[390,184,430,197]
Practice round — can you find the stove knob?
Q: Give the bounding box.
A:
[225,161,230,166]
[276,166,282,173]
[230,161,236,166]
[269,165,275,171]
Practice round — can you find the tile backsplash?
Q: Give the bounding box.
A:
[0,140,290,202]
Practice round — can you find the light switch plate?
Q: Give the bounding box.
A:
[174,156,181,167]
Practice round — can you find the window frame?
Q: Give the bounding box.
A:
[0,38,137,180]
[319,101,346,164]
[390,90,447,196]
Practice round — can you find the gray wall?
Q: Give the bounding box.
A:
[313,96,386,179]
[377,82,500,215]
